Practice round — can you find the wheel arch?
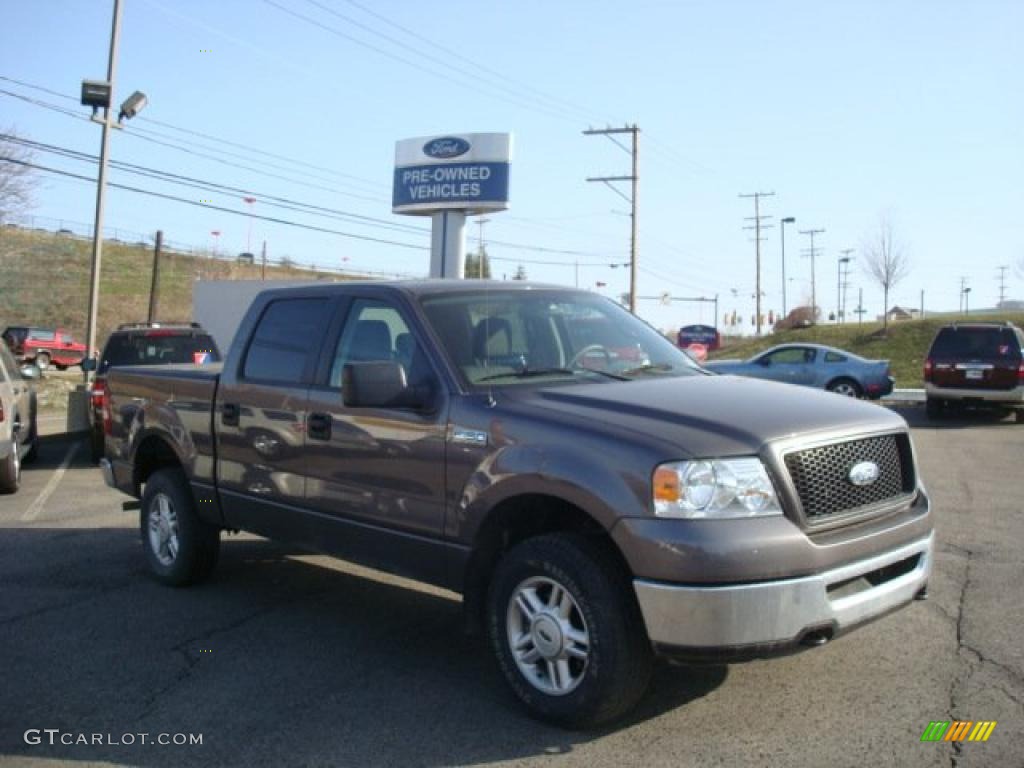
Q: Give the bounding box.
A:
[460,492,632,635]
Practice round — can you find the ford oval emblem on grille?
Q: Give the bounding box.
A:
[848,461,880,486]
[423,137,470,159]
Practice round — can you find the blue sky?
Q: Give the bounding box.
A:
[2,0,1022,332]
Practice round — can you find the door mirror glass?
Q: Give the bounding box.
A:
[80,357,97,372]
[342,361,421,408]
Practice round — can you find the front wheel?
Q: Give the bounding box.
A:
[34,352,51,371]
[487,534,653,728]
[827,378,862,398]
[140,468,220,586]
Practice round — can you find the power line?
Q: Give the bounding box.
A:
[1,156,429,250]
[0,74,385,190]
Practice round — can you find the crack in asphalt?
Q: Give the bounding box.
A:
[948,548,972,768]
[0,580,138,628]
[132,586,333,725]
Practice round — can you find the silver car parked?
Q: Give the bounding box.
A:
[0,345,40,493]
[705,343,895,399]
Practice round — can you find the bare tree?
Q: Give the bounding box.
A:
[862,217,910,331]
[0,129,36,223]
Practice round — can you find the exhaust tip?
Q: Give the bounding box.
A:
[801,628,834,647]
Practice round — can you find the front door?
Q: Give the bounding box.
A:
[303,296,448,547]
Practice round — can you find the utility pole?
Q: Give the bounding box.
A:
[474,217,490,278]
[958,277,968,314]
[839,249,854,323]
[739,191,775,336]
[920,289,925,320]
[799,228,825,322]
[146,230,163,323]
[997,265,1009,306]
[856,287,865,325]
[780,217,795,319]
[261,240,267,280]
[584,125,639,312]
[83,0,124,377]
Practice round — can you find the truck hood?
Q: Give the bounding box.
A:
[510,374,905,457]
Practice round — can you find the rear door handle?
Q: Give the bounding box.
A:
[307,412,332,441]
[221,402,240,426]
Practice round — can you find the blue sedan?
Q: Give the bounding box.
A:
[705,343,894,399]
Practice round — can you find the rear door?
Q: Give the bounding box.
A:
[215,295,337,535]
[930,326,1021,390]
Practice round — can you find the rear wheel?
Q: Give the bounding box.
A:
[487,534,653,728]
[140,468,220,586]
[1016,409,1024,424]
[34,352,51,370]
[827,378,862,398]
[0,444,20,494]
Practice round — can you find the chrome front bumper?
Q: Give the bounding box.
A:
[634,532,933,654]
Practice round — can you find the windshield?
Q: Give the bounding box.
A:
[419,290,702,386]
[99,333,221,374]
[930,327,1021,359]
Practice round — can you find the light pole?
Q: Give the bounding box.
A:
[80,0,147,377]
[243,197,256,253]
[963,287,972,315]
[780,216,795,319]
[837,255,851,323]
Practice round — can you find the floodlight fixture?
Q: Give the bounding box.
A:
[118,90,148,122]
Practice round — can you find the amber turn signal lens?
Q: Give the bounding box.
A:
[653,466,680,503]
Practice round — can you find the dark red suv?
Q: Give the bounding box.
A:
[87,323,220,461]
[924,322,1024,421]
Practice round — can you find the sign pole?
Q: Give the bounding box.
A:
[430,211,467,279]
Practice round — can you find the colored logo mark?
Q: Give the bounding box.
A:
[423,137,470,159]
[920,721,996,742]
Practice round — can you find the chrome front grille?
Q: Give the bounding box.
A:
[784,434,915,522]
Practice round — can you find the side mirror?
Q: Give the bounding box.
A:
[20,363,42,380]
[342,361,423,409]
[81,357,97,372]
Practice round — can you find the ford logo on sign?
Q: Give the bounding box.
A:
[424,137,470,159]
[848,461,880,487]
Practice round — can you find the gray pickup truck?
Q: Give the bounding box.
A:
[102,281,933,727]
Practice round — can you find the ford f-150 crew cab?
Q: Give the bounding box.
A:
[101,281,933,727]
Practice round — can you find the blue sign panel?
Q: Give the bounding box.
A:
[392,162,510,211]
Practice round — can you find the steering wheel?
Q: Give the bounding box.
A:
[569,344,613,369]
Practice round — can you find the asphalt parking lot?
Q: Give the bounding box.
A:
[1,408,1021,768]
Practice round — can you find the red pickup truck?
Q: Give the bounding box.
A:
[2,327,87,370]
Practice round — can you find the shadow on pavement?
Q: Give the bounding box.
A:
[900,405,1022,430]
[0,530,727,767]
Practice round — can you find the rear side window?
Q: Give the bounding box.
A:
[243,298,331,384]
[99,333,221,374]
[824,351,847,363]
[930,327,1021,358]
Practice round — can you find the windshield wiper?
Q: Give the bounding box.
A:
[620,363,674,376]
[477,366,629,382]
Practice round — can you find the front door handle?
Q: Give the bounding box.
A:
[221,402,240,426]
[307,412,332,441]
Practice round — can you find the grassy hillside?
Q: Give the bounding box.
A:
[0,226,356,351]
[710,314,1024,388]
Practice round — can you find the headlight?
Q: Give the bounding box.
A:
[652,458,782,519]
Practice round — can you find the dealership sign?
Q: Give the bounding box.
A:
[392,133,512,215]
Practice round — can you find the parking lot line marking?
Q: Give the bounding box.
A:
[21,442,80,522]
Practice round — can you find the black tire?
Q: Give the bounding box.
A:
[54,363,67,371]
[89,428,104,464]
[140,468,220,586]
[1015,409,1024,425]
[487,533,653,728]
[34,352,50,371]
[0,444,20,494]
[925,397,943,419]
[827,378,862,398]
[23,411,38,465]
